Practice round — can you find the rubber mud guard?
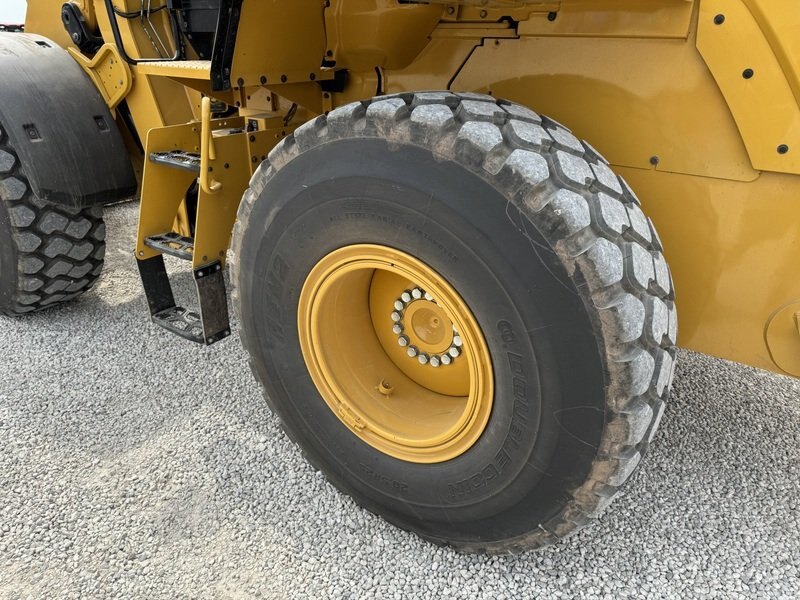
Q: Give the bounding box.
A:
[0,33,137,208]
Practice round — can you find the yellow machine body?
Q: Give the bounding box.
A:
[22,0,800,376]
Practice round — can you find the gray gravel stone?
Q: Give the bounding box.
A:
[0,201,798,599]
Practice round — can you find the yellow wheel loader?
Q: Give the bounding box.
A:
[1,0,797,553]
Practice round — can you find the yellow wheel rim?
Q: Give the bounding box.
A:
[298,245,494,463]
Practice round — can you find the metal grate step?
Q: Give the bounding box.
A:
[144,232,195,261]
[149,150,201,173]
[152,306,205,344]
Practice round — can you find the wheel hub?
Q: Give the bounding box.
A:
[297,244,493,463]
[390,287,463,369]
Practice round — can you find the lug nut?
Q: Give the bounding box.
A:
[430,356,441,368]
[407,346,419,358]
[412,288,423,300]
[401,291,412,303]
[391,311,402,323]
[418,353,429,365]
[453,335,462,347]
[392,323,404,335]
[394,300,405,311]
[448,346,461,358]
[398,335,409,347]
[424,292,434,301]
[440,355,452,365]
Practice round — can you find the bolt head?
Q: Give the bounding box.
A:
[440,355,452,365]
[391,311,402,323]
[418,354,429,365]
[411,288,423,300]
[401,291,412,303]
[448,346,461,358]
[430,356,441,368]
[407,346,419,358]
[424,292,434,302]
[453,335,463,347]
[398,335,409,347]
[394,300,405,311]
[392,323,403,335]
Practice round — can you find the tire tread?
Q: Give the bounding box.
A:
[0,127,105,316]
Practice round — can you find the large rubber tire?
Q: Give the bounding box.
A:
[0,127,105,315]
[231,92,677,553]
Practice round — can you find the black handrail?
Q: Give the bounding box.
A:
[103,0,182,64]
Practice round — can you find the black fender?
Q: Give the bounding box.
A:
[0,33,136,208]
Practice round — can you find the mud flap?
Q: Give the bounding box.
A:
[0,32,136,208]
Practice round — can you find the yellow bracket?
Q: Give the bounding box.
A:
[68,44,132,110]
[200,97,222,195]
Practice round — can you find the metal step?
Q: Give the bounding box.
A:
[149,150,201,173]
[136,60,211,80]
[144,232,194,261]
[152,306,205,344]
[136,255,231,346]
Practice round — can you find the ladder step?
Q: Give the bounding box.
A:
[149,150,201,173]
[136,255,231,346]
[152,306,205,344]
[144,232,194,260]
[136,60,211,80]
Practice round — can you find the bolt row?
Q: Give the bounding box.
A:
[390,287,462,368]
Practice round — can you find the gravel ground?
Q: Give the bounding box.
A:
[0,201,798,599]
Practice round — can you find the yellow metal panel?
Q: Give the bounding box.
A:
[192,131,252,269]
[766,302,800,377]
[245,118,296,175]
[231,0,327,87]
[519,0,694,38]
[384,37,481,97]
[742,0,800,109]
[325,0,443,71]
[618,167,800,377]
[24,0,74,48]
[450,3,558,23]
[697,0,800,174]
[452,35,759,181]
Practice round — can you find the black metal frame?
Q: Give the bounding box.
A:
[103,0,183,64]
[209,0,243,91]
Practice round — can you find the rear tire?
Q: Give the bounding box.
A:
[232,92,677,553]
[0,127,105,315]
